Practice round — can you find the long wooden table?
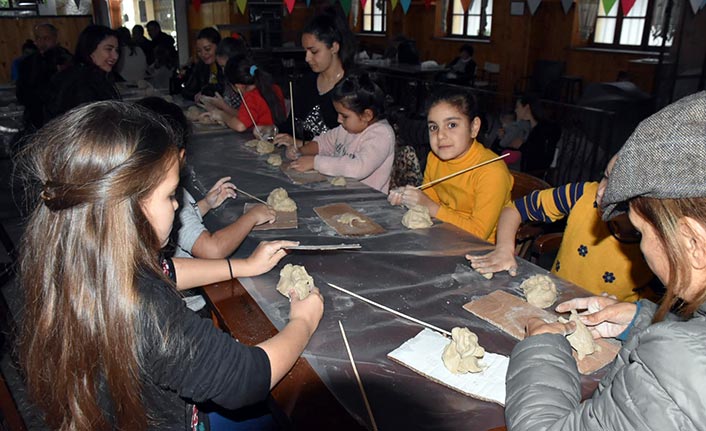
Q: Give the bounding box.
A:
[187,127,604,430]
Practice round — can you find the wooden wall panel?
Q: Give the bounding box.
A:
[0,15,92,83]
[180,0,661,95]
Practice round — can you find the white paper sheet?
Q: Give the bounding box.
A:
[387,329,508,406]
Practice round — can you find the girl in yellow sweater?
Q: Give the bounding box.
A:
[388,89,513,243]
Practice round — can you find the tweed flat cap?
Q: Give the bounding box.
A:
[602,91,706,220]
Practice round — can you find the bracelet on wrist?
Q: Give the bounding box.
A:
[226,259,233,279]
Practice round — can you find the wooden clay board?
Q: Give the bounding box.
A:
[244,203,297,230]
[280,162,328,184]
[313,203,385,237]
[463,290,620,374]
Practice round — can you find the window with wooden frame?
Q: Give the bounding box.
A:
[448,0,493,39]
[362,0,387,33]
[593,0,672,48]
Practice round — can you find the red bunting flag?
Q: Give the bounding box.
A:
[192,0,201,11]
[425,0,432,8]
[361,0,367,10]
[284,0,295,13]
[620,0,636,15]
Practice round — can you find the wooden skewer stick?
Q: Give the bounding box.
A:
[338,320,379,431]
[236,87,262,137]
[235,187,268,205]
[416,153,509,190]
[289,81,297,151]
[327,282,451,336]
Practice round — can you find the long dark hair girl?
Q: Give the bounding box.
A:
[224,54,286,124]
[18,101,180,430]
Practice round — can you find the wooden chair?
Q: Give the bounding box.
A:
[510,170,550,259]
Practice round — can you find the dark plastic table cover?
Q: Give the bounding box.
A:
[186,128,605,430]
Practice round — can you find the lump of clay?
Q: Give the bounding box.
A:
[256,140,275,154]
[330,176,347,186]
[520,274,558,308]
[267,154,282,166]
[244,139,262,148]
[276,264,314,300]
[185,106,202,121]
[137,79,150,89]
[565,311,600,360]
[442,327,485,374]
[476,270,493,280]
[267,187,297,212]
[336,213,366,227]
[402,205,433,229]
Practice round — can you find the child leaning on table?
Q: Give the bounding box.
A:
[278,72,396,194]
[17,101,324,430]
[388,89,513,243]
[203,54,286,133]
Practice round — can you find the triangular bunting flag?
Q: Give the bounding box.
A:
[284,0,295,13]
[602,0,618,14]
[400,0,411,13]
[689,0,700,12]
[73,0,80,8]
[620,0,636,14]
[561,0,573,13]
[391,0,398,9]
[361,0,367,10]
[460,0,472,11]
[425,0,432,8]
[701,0,706,10]
[192,0,201,11]
[339,0,352,15]
[527,0,542,15]
[236,0,247,14]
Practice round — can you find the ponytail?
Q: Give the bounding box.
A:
[225,55,286,124]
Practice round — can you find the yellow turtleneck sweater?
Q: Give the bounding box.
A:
[423,141,513,243]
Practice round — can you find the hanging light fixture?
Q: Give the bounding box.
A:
[577,0,599,40]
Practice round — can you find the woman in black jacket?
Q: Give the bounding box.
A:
[181,27,222,102]
[47,25,120,119]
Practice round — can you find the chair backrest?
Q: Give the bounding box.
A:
[510,170,550,200]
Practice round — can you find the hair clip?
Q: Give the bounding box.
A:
[249,65,258,76]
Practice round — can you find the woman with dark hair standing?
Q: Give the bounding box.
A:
[274,9,356,144]
[205,55,285,132]
[182,27,222,101]
[47,24,120,119]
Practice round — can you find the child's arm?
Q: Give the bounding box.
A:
[466,205,521,276]
[196,176,236,216]
[190,204,276,259]
[171,240,296,290]
[257,288,324,388]
[314,126,394,179]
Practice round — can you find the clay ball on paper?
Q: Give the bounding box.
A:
[276,264,314,300]
[520,274,558,308]
[442,327,486,374]
[401,205,433,229]
[185,106,202,121]
[267,187,297,212]
[244,139,261,148]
